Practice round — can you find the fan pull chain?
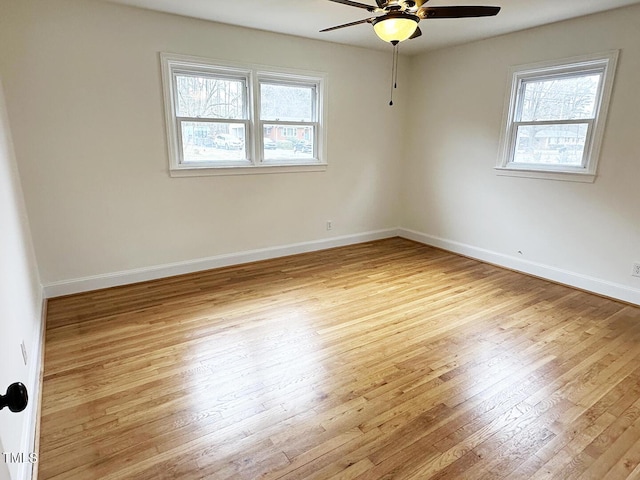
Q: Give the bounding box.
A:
[394,43,399,88]
[389,42,399,106]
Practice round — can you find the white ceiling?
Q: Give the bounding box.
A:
[101,0,640,54]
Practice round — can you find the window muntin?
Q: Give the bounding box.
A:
[497,52,618,182]
[161,53,327,176]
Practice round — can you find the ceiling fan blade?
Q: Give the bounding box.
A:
[418,5,500,19]
[325,0,378,12]
[409,26,422,39]
[320,17,375,32]
[375,0,386,7]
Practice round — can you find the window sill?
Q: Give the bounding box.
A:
[170,162,328,177]
[494,166,596,183]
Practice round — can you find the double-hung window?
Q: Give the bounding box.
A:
[174,68,250,166]
[161,53,327,176]
[259,77,319,164]
[496,51,618,182]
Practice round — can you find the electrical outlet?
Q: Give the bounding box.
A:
[20,340,28,366]
[633,262,640,278]
[326,221,333,231]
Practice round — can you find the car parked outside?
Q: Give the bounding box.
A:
[293,140,312,154]
[214,134,243,150]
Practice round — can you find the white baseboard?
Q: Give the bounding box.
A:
[17,292,46,480]
[399,228,640,306]
[43,229,399,298]
[43,226,640,305]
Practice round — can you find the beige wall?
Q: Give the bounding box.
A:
[402,5,640,302]
[0,0,407,287]
[0,79,42,480]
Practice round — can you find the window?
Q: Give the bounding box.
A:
[161,53,327,176]
[496,51,618,182]
[261,80,318,163]
[175,72,249,165]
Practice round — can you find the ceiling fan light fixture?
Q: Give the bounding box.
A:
[372,13,419,43]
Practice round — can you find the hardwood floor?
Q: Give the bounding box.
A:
[39,238,640,479]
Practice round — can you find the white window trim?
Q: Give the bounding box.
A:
[160,52,328,177]
[496,51,619,183]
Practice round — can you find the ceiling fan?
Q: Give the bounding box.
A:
[320,0,501,44]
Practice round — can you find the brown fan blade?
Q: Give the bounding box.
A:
[409,26,422,39]
[326,0,377,12]
[375,0,386,7]
[320,17,375,32]
[418,5,500,19]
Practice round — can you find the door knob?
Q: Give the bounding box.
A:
[0,383,28,413]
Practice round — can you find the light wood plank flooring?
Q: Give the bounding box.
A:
[39,238,640,479]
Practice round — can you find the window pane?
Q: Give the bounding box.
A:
[513,123,588,166]
[175,75,245,119]
[260,83,315,122]
[263,124,314,161]
[519,73,601,122]
[180,122,246,163]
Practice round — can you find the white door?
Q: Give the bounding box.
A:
[0,437,10,480]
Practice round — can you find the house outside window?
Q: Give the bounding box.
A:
[496,51,618,182]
